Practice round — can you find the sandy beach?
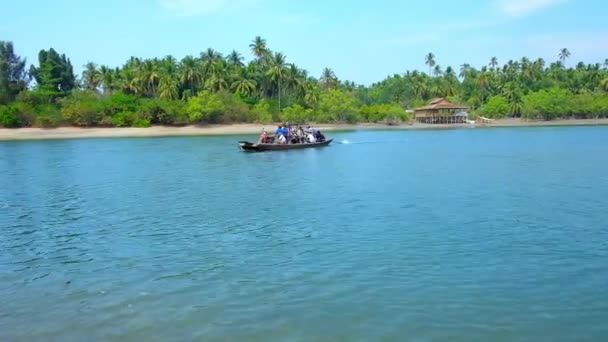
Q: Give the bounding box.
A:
[1,118,608,141]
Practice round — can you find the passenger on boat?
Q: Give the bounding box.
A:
[284,123,292,143]
[275,125,288,144]
[258,130,268,143]
[295,126,306,143]
[307,131,316,143]
[316,130,326,142]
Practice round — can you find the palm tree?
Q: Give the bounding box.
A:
[601,78,608,91]
[266,52,288,111]
[99,65,116,94]
[535,58,546,71]
[489,57,498,70]
[250,36,269,61]
[227,50,244,67]
[82,62,101,91]
[459,63,471,79]
[559,48,571,65]
[425,52,436,76]
[138,60,159,96]
[158,74,179,100]
[304,82,320,107]
[119,68,143,95]
[179,55,203,94]
[201,48,221,61]
[205,60,229,92]
[320,67,337,90]
[124,56,142,70]
[161,55,178,73]
[231,75,257,96]
[433,65,443,77]
[285,64,304,95]
[201,48,222,78]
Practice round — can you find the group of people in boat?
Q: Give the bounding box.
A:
[258,123,326,145]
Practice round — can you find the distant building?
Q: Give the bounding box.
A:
[414,98,469,124]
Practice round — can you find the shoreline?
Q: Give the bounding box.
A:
[1,118,608,141]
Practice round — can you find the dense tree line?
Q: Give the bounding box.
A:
[368,49,608,120]
[1,39,608,128]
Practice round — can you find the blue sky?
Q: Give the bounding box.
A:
[3,0,607,85]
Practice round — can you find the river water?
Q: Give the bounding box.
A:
[1,126,608,341]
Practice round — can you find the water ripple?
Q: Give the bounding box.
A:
[1,128,608,341]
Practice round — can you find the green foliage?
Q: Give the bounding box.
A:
[133,118,151,127]
[186,91,225,123]
[280,104,314,123]
[0,105,20,127]
[29,48,75,93]
[2,38,608,128]
[16,89,59,106]
[111,111,136,127]
[480,96,510,118]
[253,99,273,123]
[522,88,572,120]
[360,104,409,124]
[317,89,360,123]
[101,92,139,116]
[0,41,28,105]
[60,91,103,126]
[216,92,254,123]
[570,93,608,118]
[34,105,63,127]
[139,99,188,125]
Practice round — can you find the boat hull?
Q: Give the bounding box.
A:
[239,139,333,152]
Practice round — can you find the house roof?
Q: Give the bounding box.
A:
[414,98,469,111]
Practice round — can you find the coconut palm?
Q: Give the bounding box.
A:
[231,75,257,96]
[201,48,222,78]
[201,48,221,61]
[285,64,305,95]
[99,65,116,94]
[304,82,320,107]
[320,67,337,90]
[266,52,289,111]
[227,50,244,67]
[559,48,571,64]
[138,60,159,96]
[179,55,202,94]
[119,68,143,95]
[601,78,608,91]
[425,52,436,76]
[158,74,179,100]
[433,65,443,77]
[205,60,229,92]
[82,62,101,91]
[489,57,498,70]
[459,63,471,79]
[250,36,269,61]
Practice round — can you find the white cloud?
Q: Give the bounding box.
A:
[158,0,228,16]
[499,0,567,18]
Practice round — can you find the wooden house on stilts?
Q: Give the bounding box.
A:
[414,98,469,124]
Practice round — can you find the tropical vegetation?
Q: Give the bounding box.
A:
[1,40,608,128]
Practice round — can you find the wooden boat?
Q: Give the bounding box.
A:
[239,139,333,152]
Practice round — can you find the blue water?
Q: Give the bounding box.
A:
[1,126,608,341]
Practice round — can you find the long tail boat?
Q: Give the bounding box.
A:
[239,139,333,152]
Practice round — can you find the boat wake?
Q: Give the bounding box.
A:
[335,139,407,145]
